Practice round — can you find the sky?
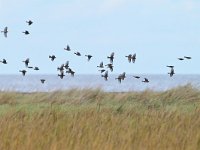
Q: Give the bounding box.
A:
[0,0,200,75]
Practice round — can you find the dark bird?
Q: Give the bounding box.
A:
[22,30,30,35]
[74,52,81,56]
[125,54,132,63]
[26,20,33,25]
[107,52,114,64]
[22,58,30,67]
[178,58,184,61]
[166,65,174,68]
[184,56,192,59]
[115,76,122,83]
[64,61,69,69]
[57,64,65,71]
[40,79,45,84]
[0,59,7,64]
[97,62,104,68]
[168,67,175,77]
[132,53,136,63]
[34,67,39,71]
[19,70,27,76]
[28,66,33,69]
[58,71,65,79]
[120,72,126,80]
[98,69,106,73]
[102,71,108,81]
[85,55,93,61]
[66,68,75,77]
[49,55,56,61]
[142,78,149,83]
[64,45,71,51]
[105,63,113,72]
[1,27,8,38]
[133,76,140,79]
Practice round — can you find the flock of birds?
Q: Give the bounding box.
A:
[1,20,192,84]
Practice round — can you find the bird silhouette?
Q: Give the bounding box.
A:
[133,76,140,79]
[168,67,175,77]
[0,59,7,64]
[107,52,114,64]
[64,61,69,69]
[28,66,33,69]
[102,71,108,81]
[74,52,81,56]
[66,68,75,77]
[184,56,192,59]
[19,70,27,76]
[49,55,56,61]
[58,70,65,79]
[34,67,39,71]
[22,30,30,35]
[98,69,106,73]
[85,55,93,61]
[115,76,122,83]
[22,58,30,67]
[26,20,33,25]
[178,58,184,61]
[40,79,45,84]
[57,64,65,71]
[142,78,149,83]
[97,62,104,68]
[64,45,71,51]
[105,63,113,72]
[132,53,136,63]
[166,65,174,68]
[125,54,132,63]
[1,27,8,38]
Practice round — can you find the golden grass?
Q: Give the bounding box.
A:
[0,84,200,150]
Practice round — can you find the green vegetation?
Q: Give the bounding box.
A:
[0,84,200,150]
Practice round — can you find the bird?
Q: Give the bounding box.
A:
[107,52,114,64]
[22,58,30,67]
[66,68,75,77]
[97,62,104,68]
[133,76,140,79]
[22,30,30,35]
[168,67,175,77]
[178,58,184,61]
[142,78,149,83]
[34,67,39,71]
[49,55,56,61]
[166,65,174,68]
[98,69,106,73]
[105,63,113,72]
[57,64,65,71]
[74,52,81,56]
[1,27,8,38]
[85,55,93,61]
[58,70,65,79]
[115,76,122,83]
[0,59,7,64]
[19,70,27,76]
[40,79,45,84]
[120,72,126,80]
[125,54,132,63]
[64,61,69,69]
[26,20,33,25]
[64,45,71,51]
[184,56,192,59]
[132,53,136,63]
[28,66,33,69]
[102,71,108,81]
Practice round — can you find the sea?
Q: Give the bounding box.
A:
[0,74,199,93]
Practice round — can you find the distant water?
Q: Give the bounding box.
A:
[0,75,199,93]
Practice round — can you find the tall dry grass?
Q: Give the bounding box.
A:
[0,84,199,150]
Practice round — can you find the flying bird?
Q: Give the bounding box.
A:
[178,58,184,61]
[64,45,71,51]
[166,65,174,68]
[64,61,69,69]
[26,20,33,25]
[97,62,104,68]
[0,59,7,64]
[66,68,75,77]
[101,71,108,81]
[1,27,8,38]
[22,30,30,35]
[22,58,30,67]
[98,69,106,73]
[133,76,140,79]
[132,53,136,63]
[49,55,56,61]
[85,55,93,61]
[142,78,149,83]
[57,64,65,71]
[19,70,27,76]
[105,63,113,72]
[28,66,33,69]
[58,70,65,79]
[125,54,132,63]
[107,52,114,64]
[184,56,192,59]
[115,72,126,83]
[40,79,45,84]
[168,67,175,77]
[74,52,81,56]
[34,67,39,71]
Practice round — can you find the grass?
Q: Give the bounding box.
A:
[0,84,200,149]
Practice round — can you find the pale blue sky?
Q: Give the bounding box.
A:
[0,0,199,75]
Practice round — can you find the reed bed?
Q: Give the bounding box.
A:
[0,84,200,150]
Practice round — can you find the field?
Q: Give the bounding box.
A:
[0,84,200,150]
